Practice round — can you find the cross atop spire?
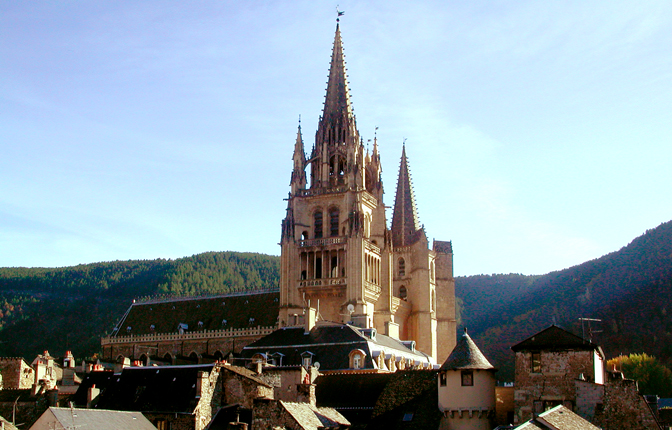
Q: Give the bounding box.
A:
[321,22,354,122]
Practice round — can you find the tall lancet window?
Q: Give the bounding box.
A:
[314,211,323,239]
[330,208,340,237]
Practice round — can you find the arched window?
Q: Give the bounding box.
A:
[314,211,323,238]
[398,258,406,277]
[399,285,407,300]
[330,208,340,237]
[349,349,366,369]
[301,231,308,241]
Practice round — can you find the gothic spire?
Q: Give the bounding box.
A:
[290,120,306,192]
[321,23,354,122]
[391,144,422,247]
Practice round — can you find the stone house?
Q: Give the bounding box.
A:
[511,325,605,423]
[0,357,33,390]
[253,398,350,430]
[512,325,661,429]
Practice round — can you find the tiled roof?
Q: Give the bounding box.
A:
[511,325,600,353]
[110,291,279,337]
[367,375,442,430]
[439,330,495,371]
[42,407,157,430]
[515,405,601,430]
[281,401,350,430]
[94,364,216,413]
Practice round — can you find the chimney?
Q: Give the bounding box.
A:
[385,321,400,339]
[196,371,208,398]
[87,384,100,408]
[47,388,59,406]
[304,307,317,334]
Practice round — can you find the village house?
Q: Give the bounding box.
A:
[512,325,661,429]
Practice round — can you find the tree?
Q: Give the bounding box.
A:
[607,353,672,397]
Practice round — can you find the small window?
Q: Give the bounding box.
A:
[398,258,406,277]
[439,372,447,386]
[461,370,473,386]
[531,352,541,373]
[399,286,407,300]
[156,420,170,430]
[402,412,414,422]
[353,355,361,369]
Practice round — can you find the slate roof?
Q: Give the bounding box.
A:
[110,291,279,337]
[367,384,442,430]
[281,401,350,430]
[240,322,432,371]
[514,405,601,430]
[37,407,156,430]
[511,325,603,356]
[71,370,116,407]
[316,372,394,409]
[94,364,216,413]
[439,329,495,371]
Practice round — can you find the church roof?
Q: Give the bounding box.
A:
[321,23,354,122]
[511,325,601,353]
[439,329,494,371]
[110,290,279,338]
[391,145,423,247]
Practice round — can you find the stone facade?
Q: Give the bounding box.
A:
[0,358,33,390]
[278,22,456,364]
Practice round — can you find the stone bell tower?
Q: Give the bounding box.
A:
[278,21,456,363]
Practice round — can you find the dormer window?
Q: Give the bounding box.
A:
[126,326,132,333]
[349,349,366,369]
[249,317,255,325]
[149,324,155,332]
[222,319,227,327]
[198,321,204,329]
[301,351,315,368]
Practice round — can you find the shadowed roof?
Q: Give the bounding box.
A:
[511,325,601,353]
[110,291,279,337]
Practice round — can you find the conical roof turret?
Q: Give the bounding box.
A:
[439,329,495,371]
[391,145,422,247]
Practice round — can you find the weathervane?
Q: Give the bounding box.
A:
[336,6,344,22]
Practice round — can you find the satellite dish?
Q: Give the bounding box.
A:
[347,304,355,314]
[314,362,321,370]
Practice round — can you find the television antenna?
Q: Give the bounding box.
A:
[579,318,602,343]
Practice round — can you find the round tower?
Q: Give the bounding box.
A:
[438,329,496,430]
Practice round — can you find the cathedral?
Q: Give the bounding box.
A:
[102,21,456,366]
[277,22,457,362]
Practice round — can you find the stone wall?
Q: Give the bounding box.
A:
[251,399,297,430]
[514,349,595,423]
[593,374,660,430]
[0,358,33,389]
[575,379,604,421]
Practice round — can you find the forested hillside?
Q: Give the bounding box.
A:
[0,252,279,360]
[457,220,672,381]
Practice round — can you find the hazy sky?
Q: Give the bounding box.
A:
[2,1,671,276]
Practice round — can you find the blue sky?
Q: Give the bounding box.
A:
[1,1,671,276]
